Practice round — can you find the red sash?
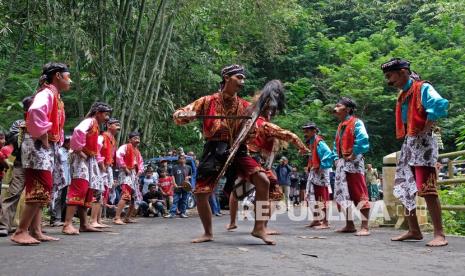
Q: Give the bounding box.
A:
[395,80,427,139]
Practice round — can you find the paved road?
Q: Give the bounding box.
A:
[0,207,464,276]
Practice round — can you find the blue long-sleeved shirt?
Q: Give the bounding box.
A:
[307,136,336,169]
[333,115,370,158]
[401,78,448,122]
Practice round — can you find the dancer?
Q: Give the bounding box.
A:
[62,102,112,235]
[11,63,70,244]
[332,97,371,236]
[381,58,448,246]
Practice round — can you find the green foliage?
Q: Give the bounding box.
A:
[439,186,465,236]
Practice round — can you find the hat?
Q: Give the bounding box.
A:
[128,131,140,139]
[381,58,410,73]
[302,122,318,130]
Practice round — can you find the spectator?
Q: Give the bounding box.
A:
[275,156,292,210]
[140,166,158,196]
[166,155,192,218]
[158,169,175,211]
[289,166,300,206]
[186,151,196,160]
[158,159,172,175]
[139,184,165,217]
[299,167,309,204]
[209,184,222,217]
[365,164,379,201]
[49,136,71,226]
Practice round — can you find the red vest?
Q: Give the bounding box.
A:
[335,116,357,158]
[308,135,323,169]
[202,93,250,141]
[395,80,427,139]
[101,132,116,166]
[123,143,141,171]
[82,118,99,157]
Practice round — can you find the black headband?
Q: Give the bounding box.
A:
[221,64,245,79]
[381,58,410,73]
[107,118,120,125]
[337,97,357,110]
[129,131,140,139]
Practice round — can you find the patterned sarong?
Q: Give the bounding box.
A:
[334,154,365,209]
[394,132,438,211]
[306,168,330,203]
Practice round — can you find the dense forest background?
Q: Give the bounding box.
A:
[1,0,464,168]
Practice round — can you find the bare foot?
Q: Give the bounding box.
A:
[251,230,276,245]
[226,224,238,231]
[314,224,330,230]
[391,231,423,241]
[31,232,60,242]
[426,235,448,247]
[335,226,357,233]
[11,231,41,245]
[62,224,80,235]
[355,228,370,236]
[306,221,321,228]
[113,218,126,225]
[96,223,111,228]
[80,225,103,232]
[123,218,136,223]
[192,234,213,243]
[266,229,281,235]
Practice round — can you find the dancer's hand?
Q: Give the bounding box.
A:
[174,110,196,119]
[40,134,50,149]
[79,151,88,160]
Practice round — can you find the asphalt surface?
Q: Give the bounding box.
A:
[0,206,464,276]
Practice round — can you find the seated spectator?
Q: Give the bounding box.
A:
[139,184,166,217]
[158,169,175,210]
[140,166,158,195]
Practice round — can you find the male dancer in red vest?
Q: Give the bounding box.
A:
[173,65,275,245]
[114,131,144,225]
[303,122,336,229]
[11,63,70,245]
[381,58,449,246]
[62,102,112,235]
[332,97,371,236]
[89,118,120,228]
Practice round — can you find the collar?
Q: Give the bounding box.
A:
[402,78,413,92]
[344,115,352,121]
